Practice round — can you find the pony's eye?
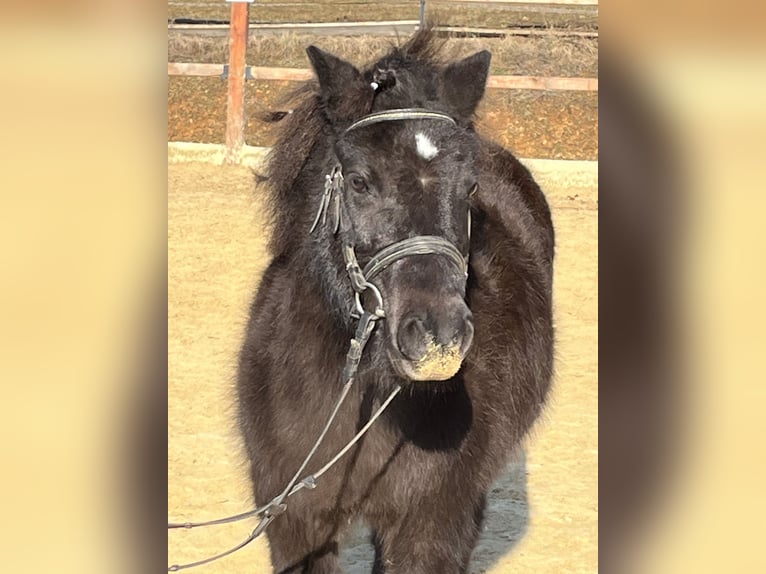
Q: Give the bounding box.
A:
[347,173,368,193]
[468,183,478,198]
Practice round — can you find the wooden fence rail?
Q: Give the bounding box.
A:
[168,62,598,92]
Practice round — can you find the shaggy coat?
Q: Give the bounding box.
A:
[237,30,554,574]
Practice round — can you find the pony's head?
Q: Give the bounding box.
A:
[305,36,491,382]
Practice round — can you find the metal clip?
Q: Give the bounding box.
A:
[300,476,317,489]
[263,503,287,518]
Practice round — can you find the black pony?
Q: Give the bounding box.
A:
[237,30,554,573]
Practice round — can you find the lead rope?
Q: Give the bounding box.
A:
[168,267,398,572]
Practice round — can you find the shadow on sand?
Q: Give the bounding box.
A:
[339,449,529,573]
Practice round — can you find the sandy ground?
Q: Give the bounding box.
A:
[168,158,597,572]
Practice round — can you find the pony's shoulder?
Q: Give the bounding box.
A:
[475,136,555,262]
[477,137,535,186]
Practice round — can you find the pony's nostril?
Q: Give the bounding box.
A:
[434,309,473,350]
[397,315,428,361]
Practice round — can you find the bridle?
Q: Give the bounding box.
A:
[312,108,471,318]
[167,109,471,571]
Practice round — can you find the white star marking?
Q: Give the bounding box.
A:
[415,132,439,160]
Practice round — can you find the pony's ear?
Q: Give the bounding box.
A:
[306,45,361,100]
[441,50,492,119]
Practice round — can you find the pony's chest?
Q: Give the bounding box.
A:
[336,417,482,502]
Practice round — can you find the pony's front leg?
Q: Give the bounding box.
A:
[264,508,343,574]
[372,494,486,574]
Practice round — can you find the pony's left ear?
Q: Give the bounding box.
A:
[306,45,361,102]
[441,50,491,119]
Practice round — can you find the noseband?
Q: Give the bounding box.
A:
[310,108,471,318]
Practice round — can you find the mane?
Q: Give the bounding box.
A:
[262,28,449,256]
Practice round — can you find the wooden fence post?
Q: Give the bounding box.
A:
[225,0,252,164]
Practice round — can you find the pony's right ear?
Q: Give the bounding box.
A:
[441,50,491,119]
[306,46,361,101]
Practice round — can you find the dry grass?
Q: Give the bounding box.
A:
[167,0,597,28]
[166,76,598,159]
[168,1,420,24]
[168,32,598,78]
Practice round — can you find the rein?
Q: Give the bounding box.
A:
[168,310,397,571]
[167,108,467,571]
